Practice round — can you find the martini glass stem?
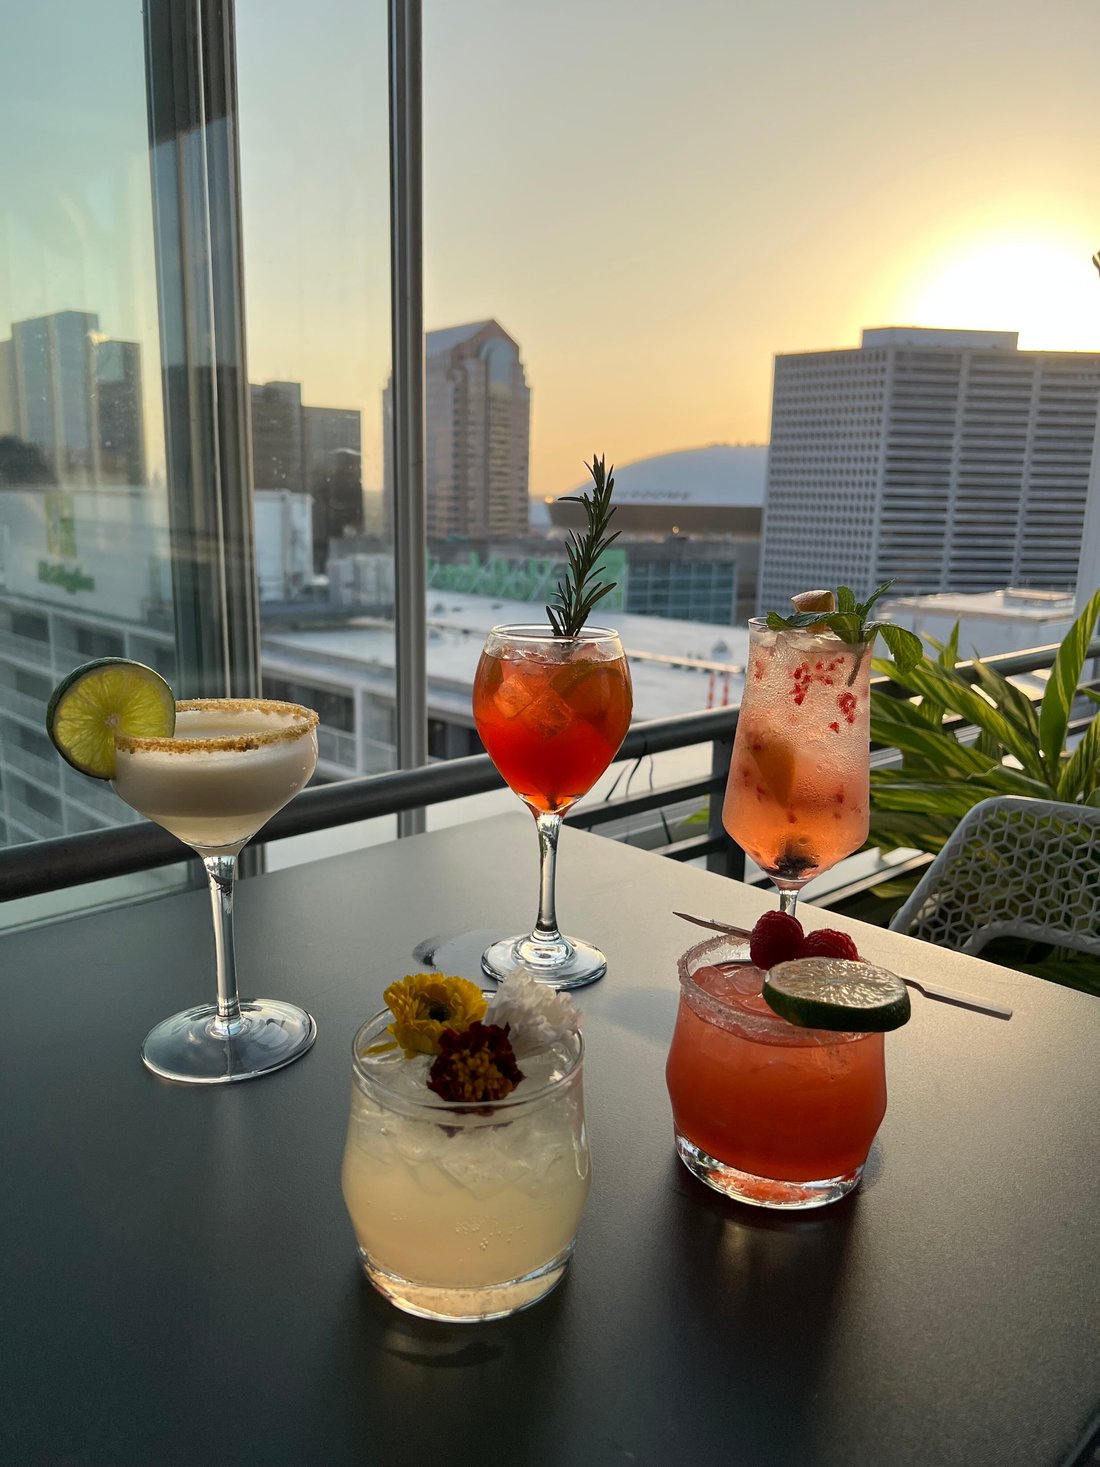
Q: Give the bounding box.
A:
[204,853,244,1035]
[533,811,563,944]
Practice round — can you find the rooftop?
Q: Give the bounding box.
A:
[262,590,749,723]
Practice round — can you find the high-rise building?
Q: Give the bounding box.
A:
[758,327,1100,611]
[383,319,531,541]
[0,341,16,437]
[250,383,364,568]
[94,340,146,485]
[250,381,305,489]
[303,405,363,569]
[0,312,146,487]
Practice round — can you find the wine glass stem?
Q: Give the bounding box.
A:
[533,811,563,943]
[204,854,244,1034]
[777,886,800,919]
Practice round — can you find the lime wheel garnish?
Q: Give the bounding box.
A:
[46,658,176,779]
[763,956,911,1032]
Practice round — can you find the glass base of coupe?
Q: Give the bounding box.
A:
[47,658,319,1085]
[473,456,633,989]
[341,972,589,1321]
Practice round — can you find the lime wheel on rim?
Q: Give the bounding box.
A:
[763,956,911,1032]
[46,658,176,779]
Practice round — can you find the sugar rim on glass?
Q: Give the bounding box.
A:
[678,932,871,1047]
[114,698,319,755]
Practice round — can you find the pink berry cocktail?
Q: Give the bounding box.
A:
[723,619,870,910]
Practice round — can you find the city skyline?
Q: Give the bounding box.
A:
[4,1,1099,502]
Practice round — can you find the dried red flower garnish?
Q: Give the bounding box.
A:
[427,1021,525,1103]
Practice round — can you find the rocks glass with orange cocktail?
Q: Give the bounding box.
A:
[474,457,633,989]
[666,587,920,1207]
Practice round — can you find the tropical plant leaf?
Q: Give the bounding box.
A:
[975,728,1000,761]
[958,765,1057,800]
[1039,585,1100,770]
[868,779,987,819]
[1083,687,1100,707]
[1056,708,1100,802]
[879,656,1048,782]
[870,694,996,775]
[968,658,1041,753]
[866,808,956,853]
[937,624,960,671]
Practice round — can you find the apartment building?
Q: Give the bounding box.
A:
[758,327,1100,611]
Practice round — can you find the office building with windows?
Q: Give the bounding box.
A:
[758,327,1100,612]
[384,320,531,542]
[0,311,147,488]
[251,382,363,568]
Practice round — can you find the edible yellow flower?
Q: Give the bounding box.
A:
[383,973,487,1058]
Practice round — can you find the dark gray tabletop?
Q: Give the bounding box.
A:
[1,812,1097,1467]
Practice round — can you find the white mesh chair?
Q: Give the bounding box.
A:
[889,796,1100,958]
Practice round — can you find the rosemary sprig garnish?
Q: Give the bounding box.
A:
[547,454,621,638]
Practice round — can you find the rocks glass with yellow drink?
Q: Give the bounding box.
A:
[342,972,590,1321]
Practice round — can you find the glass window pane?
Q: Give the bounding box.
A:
[0,3,179,879]
[236,0,400,860]
[422,0,1098,716]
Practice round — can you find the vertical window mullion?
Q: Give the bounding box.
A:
[388,0,428,833]
[144,0,259,699]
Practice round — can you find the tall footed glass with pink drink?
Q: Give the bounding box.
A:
[723,617,871,914]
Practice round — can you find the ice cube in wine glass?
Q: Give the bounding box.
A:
[520,689,571,739]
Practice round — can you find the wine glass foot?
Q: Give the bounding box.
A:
[480,934,607,990]
[141,999,317,1084]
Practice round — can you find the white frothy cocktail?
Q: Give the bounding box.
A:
[113,699,318,854]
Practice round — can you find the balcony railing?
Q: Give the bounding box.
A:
[0,638,1094,903]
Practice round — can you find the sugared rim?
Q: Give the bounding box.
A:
[114,698,318,755]
[677,932,870,1044]
[350,1003,584,1116]
[486,622,621,644]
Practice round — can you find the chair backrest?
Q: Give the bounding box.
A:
[889,795,1100,958]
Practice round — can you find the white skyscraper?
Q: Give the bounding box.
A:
[758,327,1100,612]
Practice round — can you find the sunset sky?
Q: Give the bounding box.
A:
[3,0,1099,497]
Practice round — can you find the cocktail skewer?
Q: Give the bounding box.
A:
[672,911,1013,1020]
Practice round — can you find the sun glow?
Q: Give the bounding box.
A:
[901,235,1100,352]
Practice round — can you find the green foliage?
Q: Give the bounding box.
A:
[767,579,924,673]
[546,454,621,638]
[868,586,1100,858]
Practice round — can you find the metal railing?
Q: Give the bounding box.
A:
[0,637,1094,903]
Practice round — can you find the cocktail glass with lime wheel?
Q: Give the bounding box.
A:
[665,932,910,1208]
[48,660,320,1083]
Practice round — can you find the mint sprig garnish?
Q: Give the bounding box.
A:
[547,454,621,638]
[766,580,923,674]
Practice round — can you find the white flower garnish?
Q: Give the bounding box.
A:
[484,971,580,1058]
